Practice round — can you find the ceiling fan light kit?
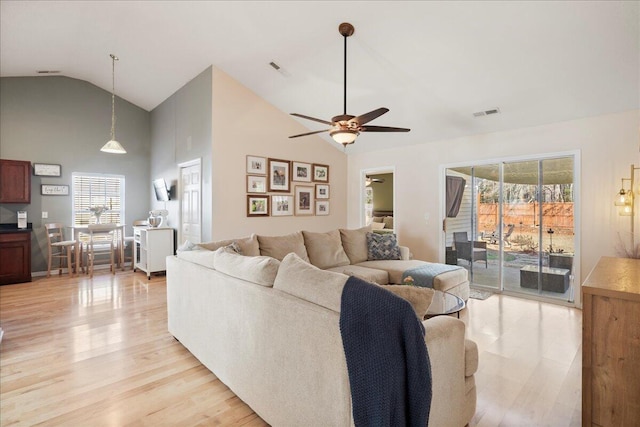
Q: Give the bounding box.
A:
[289,22,410,148]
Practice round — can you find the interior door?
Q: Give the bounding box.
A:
[180,162,201,244]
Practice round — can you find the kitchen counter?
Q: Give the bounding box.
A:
[0,223,33,234]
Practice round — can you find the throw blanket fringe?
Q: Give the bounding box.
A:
[402,263,462,288]
[339,276,432,427]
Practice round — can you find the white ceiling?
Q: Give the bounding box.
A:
[1,1,638,154]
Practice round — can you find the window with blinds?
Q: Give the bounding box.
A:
[72,173,125,226]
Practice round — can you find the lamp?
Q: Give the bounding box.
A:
[100,54,126,154]
[614,179,633,207]
[330,129,359,146]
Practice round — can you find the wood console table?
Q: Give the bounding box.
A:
[582,256,640,426]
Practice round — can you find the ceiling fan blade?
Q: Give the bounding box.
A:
[350,108,389,125]
[289,129,330,138]
[291,113,333,126]
[360,125,411,133]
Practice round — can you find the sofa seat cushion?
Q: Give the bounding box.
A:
[176,249,216,270]
[339,226,371,265]
[355,260,429,284]
[302,230,350,270]
[274,253,348,312]
[213,248,281,287]
[198,234,260,257]
[328,265,389,285]
[258,231,310,262]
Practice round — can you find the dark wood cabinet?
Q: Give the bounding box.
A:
[0,159,31,203]
[0,231,32,285]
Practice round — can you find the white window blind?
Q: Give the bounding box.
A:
[72,173,125,226]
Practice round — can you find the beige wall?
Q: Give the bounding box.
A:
[347,110,640,291]
[211,67,348,240]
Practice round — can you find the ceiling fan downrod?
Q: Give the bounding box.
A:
[339,23,354,116]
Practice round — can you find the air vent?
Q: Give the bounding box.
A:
[473,108,501,117]
[269,61,281,70]
[36,70,61,74]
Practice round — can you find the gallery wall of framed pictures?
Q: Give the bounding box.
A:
[246,155,331,218]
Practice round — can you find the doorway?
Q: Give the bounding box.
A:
[443,154,579,305]
[362,168,395,229]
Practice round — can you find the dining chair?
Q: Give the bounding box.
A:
[44,223,78,277]
[86,224,118,277]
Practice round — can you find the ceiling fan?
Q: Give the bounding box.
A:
[365,176,385,186]
[289,22,410,147]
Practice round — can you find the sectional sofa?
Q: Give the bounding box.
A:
[167,227,477,426]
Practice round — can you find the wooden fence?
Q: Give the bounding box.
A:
[478,202,574,233]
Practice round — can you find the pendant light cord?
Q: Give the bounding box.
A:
[343,34,347,115]
[110,54,118,141]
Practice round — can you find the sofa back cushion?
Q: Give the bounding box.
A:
[213,248,280,287]
[383,216,394,229]
[339,226,371,265]
[258,231,310,262]
[198,234,260,257]
[302,230,350,270]
[176,248,216,270]
[274,253,348,312]
[366,232,402,260]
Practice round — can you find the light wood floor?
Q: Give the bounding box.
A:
[0,271,582,426]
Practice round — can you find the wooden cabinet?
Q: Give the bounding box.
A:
[0,159,31,204]
[0,231,32,285]
[582,256,640,427]
[134,227,174,279]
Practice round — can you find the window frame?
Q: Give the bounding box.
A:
[71,172,125,226]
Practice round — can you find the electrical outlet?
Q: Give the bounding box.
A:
[42,212,48,219]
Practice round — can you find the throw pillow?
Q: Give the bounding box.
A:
[273,253,348,312]
[213,247,280,287]
[257,231,310,262]
[370,222,385,230]
[383,216,394,230]
[302,229,350,269]
[366,232,401,261]
[224,241,243,255]
[339,225,371,265]
[197,234,260,256]
[380,285,434,319]
[372,216,384,223]
[177,239,198,251]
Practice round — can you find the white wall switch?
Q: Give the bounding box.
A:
[42,211,48,219]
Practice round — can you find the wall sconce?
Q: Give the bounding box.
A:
[614,164,639,217]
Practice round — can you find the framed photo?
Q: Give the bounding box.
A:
[247,195,269,217]
[41,184,69,195]
[271,195,294,217]
[291,161,312,182]
[316,184,330,199]
[34,163,61,177]
[246,155,267,175]
[247,175,267,193]
[295,185,315,216]
[316,200,330,216]
[268,158,291,192]
[313,164,329,182]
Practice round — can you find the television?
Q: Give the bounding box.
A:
[153,178,170,201]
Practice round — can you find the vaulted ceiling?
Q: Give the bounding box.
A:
[1,1,638,153]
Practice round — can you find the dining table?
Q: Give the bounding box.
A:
[69,224,126,274]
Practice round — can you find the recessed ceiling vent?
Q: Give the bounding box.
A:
[473,108,500,117]
[36,70,61,74]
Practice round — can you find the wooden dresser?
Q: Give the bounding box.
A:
[582,256,640,427]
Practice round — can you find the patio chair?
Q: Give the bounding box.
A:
[453,232,488,268]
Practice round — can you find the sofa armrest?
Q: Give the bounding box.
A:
[398,246,411,260]
[464,339,479,377]
[422,316,473,427]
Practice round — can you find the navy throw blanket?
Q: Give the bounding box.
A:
[402,263,463,288]
[339,276,432,427]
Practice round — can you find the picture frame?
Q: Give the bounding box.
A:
[247,175,267,193]
[295,185,315,216]
[316,200,330,216]
[246,155,267,175]
[41,184,69,196]
[268,158,291,192]
[34,163,61,177]
[247,195,269,217]
[291,161,312,182]
[271,195,294,217]
[312,164,329,182]
[315,184,330,199]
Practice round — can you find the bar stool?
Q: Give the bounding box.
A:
[45,223,78,277]
[86,224,118,278]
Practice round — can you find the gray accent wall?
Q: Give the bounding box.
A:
[0,76,151,273]
[150,66,213,241]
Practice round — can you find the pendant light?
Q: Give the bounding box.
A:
[100,54,126,154]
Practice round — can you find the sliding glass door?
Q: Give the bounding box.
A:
[444,155,576,303]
